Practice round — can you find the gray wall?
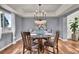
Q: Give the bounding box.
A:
[22,17,67,39]
[22,17,35,32]
[15,15,22,40]
[22,17,59,32]
[47,17,59,35]
[0,33,13,49]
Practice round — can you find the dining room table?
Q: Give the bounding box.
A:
[31,31,53,53]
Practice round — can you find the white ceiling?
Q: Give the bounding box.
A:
[0,4,79,17]
[7,4,62,13]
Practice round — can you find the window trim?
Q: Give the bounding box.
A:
[0,11,12,33]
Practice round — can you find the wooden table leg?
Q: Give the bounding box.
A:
[38,38,44,54]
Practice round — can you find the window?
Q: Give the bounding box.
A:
[67,10,79,39]
[0,11,12,33]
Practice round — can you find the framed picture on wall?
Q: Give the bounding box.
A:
[1,13,11,28]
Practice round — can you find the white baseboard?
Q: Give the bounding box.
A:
[0,43,12,51]
[60,39,68,41]
[12,37,21,44]
[0,37,21,51]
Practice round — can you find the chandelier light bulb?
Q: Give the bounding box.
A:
[34,4,46,20]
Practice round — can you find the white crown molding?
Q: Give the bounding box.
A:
[0,4,79,17]
[55,4,79,16]
[55,4,74,16]
[0,4,24,17]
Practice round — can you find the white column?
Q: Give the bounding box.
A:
[62,17,67,40]
[0,11,2,39]
[59,17,67,41]
[11,13,16,44]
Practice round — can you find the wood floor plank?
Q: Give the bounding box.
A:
[0,39,79,54]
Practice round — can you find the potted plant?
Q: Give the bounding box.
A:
[70,17,79,40]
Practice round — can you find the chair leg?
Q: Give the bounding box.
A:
[38,44,41,54]
[53,47,55,54]
[42,46,44,53]
[56,45,58,54]
[30,50,32,54]
[57,48,58,54]
[30,48,32,54]
[45,46,49,54]
[23,48,25,54]
[38,44,39,54]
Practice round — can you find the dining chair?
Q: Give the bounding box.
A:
[44,31,60,54]
[21,32,38,54]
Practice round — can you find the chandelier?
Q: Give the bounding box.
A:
[34,4,47,25]
[34,4,46,20]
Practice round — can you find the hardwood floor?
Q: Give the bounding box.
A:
[59,40,79,54]
[0,39,79,54]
